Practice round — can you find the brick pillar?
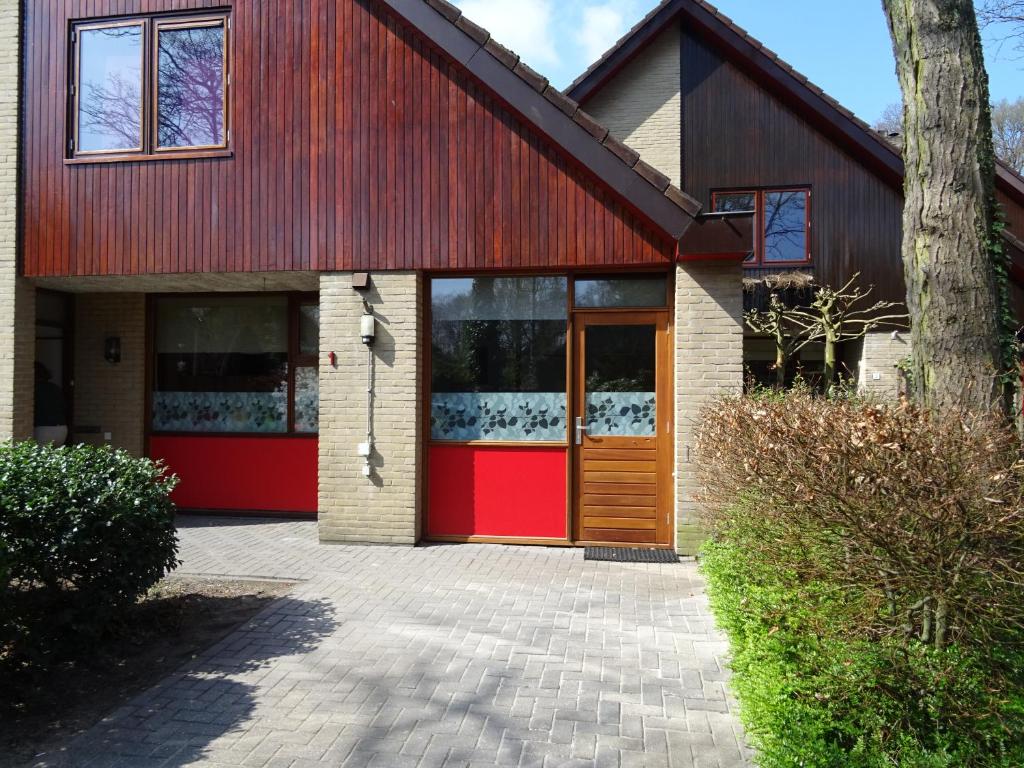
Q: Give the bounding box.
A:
[674,261,744,555]
[858,330,909,400]
[72,294,147,456]
[318,272,422,545]
[0,2,30,442]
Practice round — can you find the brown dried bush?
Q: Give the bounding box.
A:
[696,388,1024,650]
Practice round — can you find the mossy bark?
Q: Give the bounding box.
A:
[883,0,1007,414]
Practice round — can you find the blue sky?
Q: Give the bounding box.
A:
[452,0,1023,125]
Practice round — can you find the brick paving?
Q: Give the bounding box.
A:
[35,517,752,767]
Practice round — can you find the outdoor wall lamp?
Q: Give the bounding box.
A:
[361,311,376,346]
[104,336,121,364]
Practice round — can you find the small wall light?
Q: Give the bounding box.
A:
[104,337,121,364]
[360,313,376,346]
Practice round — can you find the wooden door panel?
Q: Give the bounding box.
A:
[583,460,657,473]
[583,494,658,507]
[584,517,657,530]
[584,528,658,544]
[583,482,657,496]
[584,471,657,484]
[584,448,657,462]
[583,505,659,517]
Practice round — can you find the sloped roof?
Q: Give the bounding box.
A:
[378,0,703,242]
[565,0,1024,206]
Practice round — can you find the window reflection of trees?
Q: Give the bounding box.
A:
[431,278,567,394]
[157,25,225,148]
[763,191,807,263]
[78,27,143,151]
[76,21,225,152]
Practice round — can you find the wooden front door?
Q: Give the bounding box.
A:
[573,311,672,547]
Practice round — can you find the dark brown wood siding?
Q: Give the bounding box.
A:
[998,189,1024,238]
[22,0,674,278]
[681,28,906,304]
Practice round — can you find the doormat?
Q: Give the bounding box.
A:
[584,547,680,564]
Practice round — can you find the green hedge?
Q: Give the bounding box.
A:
[0,442,179,672]
[701,531,1024,767]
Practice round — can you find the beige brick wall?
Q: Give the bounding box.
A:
[0,1,29,442]
[858,330,909,400]
[318,272,422,545]
[674,261,744,555]
[72,294,146,456]
[584,24,681,186]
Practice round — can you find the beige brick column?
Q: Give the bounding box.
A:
[0,2,31,443]
[318,272,422,545]
[72,294,147,456]
[674,261,744,555]
[858,331,909,400]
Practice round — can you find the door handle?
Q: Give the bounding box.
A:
[575,416,588,445]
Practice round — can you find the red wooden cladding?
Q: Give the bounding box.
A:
[22,0,675,278]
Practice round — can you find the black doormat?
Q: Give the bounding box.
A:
[584,547,680,563]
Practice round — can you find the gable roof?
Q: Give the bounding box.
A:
[565,0,1024,208]
[378,0,702,243]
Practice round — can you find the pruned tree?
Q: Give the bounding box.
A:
[788,274,906,387]
[977,1,1024,56]
[992,97,1024,172]
[873,102,904,136]
[743,272,816,389]
[882,0,1014,415]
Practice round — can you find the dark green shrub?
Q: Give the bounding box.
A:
[0,442,179,671]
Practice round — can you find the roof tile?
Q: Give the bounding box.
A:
[543,85,579,118]
[602,133,641,167]
[513,60,549,93]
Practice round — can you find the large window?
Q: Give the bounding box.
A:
[431,277,568,442]
[712,188,811,265]
[152,295,317,434]
[71,13,228,159]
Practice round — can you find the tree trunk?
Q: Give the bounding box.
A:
[883,0,1008,415]
[822,330,837,388]
[774,330,787,389]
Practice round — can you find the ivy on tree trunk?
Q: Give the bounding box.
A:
[883,0,1011,414]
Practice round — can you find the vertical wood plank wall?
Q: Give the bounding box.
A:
[23,0,674,278]
[680,27,907,304]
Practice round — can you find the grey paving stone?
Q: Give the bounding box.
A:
[30,517,750,767]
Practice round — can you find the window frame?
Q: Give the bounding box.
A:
[69,11,231,162]
[711,187,812,266]
[147,292,318,438]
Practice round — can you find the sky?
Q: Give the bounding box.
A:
[451,0,1024,126]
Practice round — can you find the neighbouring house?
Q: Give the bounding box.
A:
[566,0,1024,393]
[0,0,755,554]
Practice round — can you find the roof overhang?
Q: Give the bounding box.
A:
[678,211,754,262]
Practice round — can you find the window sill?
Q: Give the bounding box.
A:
[65,148,233,166]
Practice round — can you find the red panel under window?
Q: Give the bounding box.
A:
[428,445,567,539]
[149,436,318,514]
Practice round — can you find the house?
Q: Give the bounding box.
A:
[1,0,1020,556]
[565,0,1024,392]
[0,0,755,555]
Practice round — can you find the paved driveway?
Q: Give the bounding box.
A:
[41,517,751,768]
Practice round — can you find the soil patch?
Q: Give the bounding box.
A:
[0,574,295,767]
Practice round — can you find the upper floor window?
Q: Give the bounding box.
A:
[712,188,811,266]
[71,13,229,159]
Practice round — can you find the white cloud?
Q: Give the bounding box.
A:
[455,0,560,69]
[576,3,628,65]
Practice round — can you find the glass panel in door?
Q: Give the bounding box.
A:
[584,324,656,437]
